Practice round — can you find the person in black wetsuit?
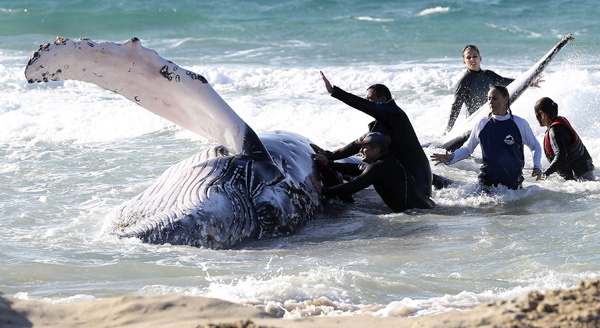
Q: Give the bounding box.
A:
[445,45,515,134]
[534,97,595,181]
[315,132,434,212]
[316,71,435,198]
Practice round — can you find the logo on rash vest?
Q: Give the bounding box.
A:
[504,134,515,145]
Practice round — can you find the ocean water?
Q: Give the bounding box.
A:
[2,0,600,319]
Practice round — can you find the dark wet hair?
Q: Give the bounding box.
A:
[367,84,392,102]
[357,132,389,153]
[462,44,480,57]
[534,97,558,119]
[489,85,512,118]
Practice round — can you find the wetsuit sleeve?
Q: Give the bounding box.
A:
[514,116,542,169]
[446,82,468,132]
[544,125,571,176]
[331,86,379,118]
[487,70,514,86]
[328,162,363,176]
[322,162,380,196]
[327,140,362,161]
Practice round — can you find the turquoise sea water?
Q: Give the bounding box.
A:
[1,0,600,319]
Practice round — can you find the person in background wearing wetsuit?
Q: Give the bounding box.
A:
[445,45,515,134]
[314,132,434,212]
[431,86,542,190]
[315,71,435,198]
[534,97,595,181]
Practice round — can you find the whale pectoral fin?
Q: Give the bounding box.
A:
[240,127,276,163]
[24,37,273,163]
[440,132,470,152]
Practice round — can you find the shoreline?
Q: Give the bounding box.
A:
[2,279,600,328]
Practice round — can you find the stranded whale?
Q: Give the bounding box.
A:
[25,37,326,249]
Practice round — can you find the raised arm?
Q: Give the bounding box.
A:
[331,86,378,117]
[320,71,334,94]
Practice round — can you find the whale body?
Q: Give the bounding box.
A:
[110,131,321,248]
[25,37,323,249]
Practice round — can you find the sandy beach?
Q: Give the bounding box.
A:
[2,279,599,328]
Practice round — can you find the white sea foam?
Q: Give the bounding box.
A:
[5,51,598,162]
[416,6,451,17]
[354,16,394,23]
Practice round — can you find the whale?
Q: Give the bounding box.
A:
[432,34,574,151]
[24,37,327,249]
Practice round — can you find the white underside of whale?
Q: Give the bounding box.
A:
[25,37,250,155]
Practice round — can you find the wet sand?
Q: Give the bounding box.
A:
[2,279,600,328]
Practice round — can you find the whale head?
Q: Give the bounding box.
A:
[109,136,320,249]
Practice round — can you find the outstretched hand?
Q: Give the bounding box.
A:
[320,71,333,94]
[430,152,452,166]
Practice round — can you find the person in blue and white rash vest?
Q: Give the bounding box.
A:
[534,97,595,181]
[431,85,543,190]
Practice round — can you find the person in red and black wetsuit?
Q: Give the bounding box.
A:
[534,97,595,181]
